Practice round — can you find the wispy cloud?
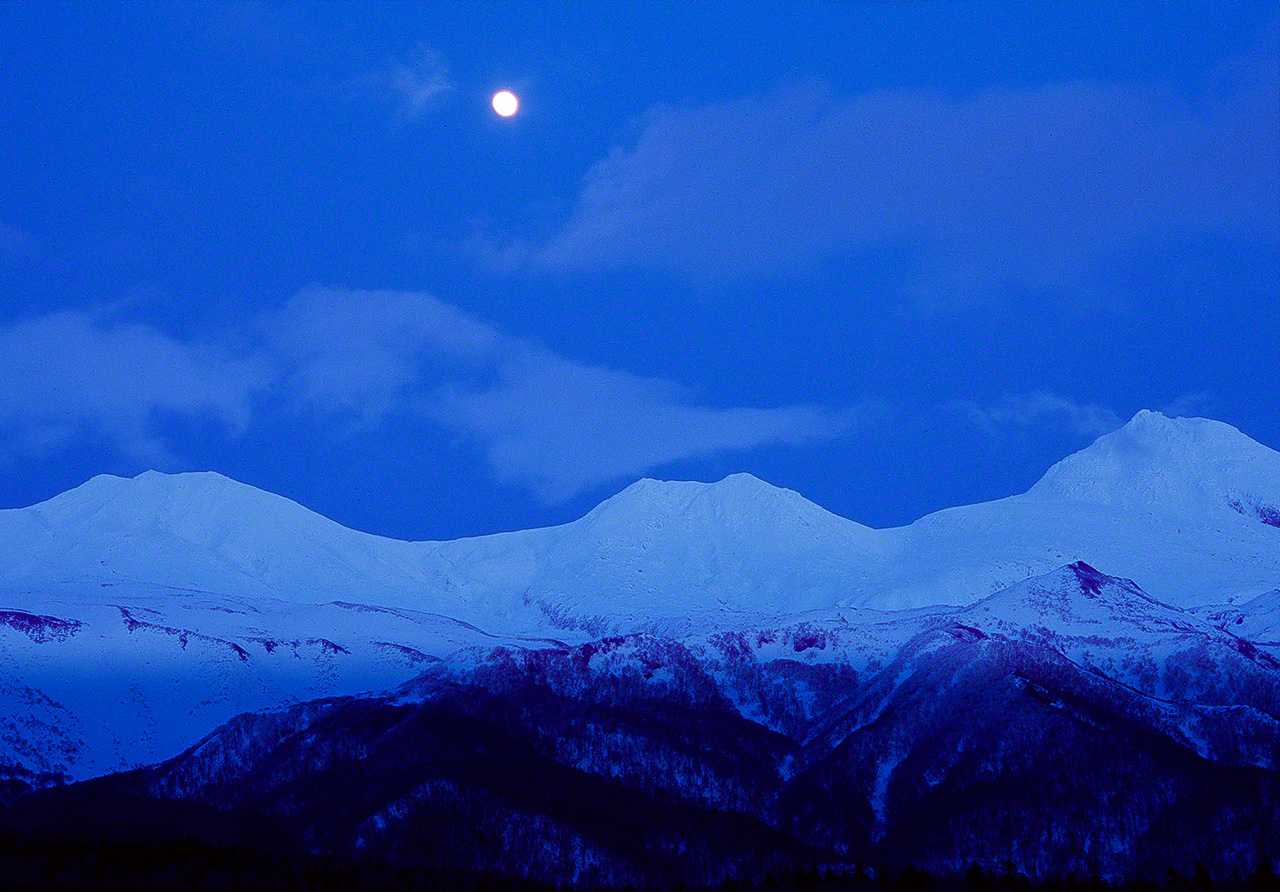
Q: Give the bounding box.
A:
[385,43,454,121]
[256,286,504,428]
[1160,391,1216,420]
[950,391,1123,439]
[0,288,858,501]
[494,34,1277,301]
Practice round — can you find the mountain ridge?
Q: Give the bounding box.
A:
[0,411,1277,786]
[3,411,1276,619]
[7,410,1276,549]
[0,416,1278,883]
[16,562,1277,885]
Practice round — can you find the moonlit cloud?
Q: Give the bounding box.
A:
[0,289,858,501]
[950,392,1124,439]
[0,311,265,463]
[385,44,454,120]
[506,48,1277,300]
[256,286,504,427]
[1161,391,1216,420]
[262,287,857,501]
[432,348,852,503]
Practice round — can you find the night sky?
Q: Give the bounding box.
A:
[1,2,1276,540]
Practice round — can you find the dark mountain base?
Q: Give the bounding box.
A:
[0,829,547,891]
[1,825,1278,892]
[6,563,1280,889]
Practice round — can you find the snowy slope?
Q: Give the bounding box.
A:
[676,560,1280,723]
[499,473,885,633]
[104,562,1279,885]
[2,412,1276,627]
[856,411,1280,609]
[1195,587,1280,649]
[0,593,568,783]
[0,471,575,781]
[4,470,447,606]
[0,410,1276,783]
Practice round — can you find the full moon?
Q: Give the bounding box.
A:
[491,90,518,118]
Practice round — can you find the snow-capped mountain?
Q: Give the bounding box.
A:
[862,410,1280,610]
[0,410,1276,799]
[21,561,1277,884]
[4,411,1275,626]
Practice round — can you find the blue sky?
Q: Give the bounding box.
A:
[1,2,1277,540]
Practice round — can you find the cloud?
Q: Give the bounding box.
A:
[432,347,852,503]
[0,288,856,500]
[950,391,1123,439]
[1161,391,1216,420]
[259,287,857,501]
[256,286,504,427]
[0,310,265,463]
[385,44,454,120]
[501,43,1277,298]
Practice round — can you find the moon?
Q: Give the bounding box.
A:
[491,90,518,118]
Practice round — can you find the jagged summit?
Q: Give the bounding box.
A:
[1065,560,1127,596]
[1026,410,1280,516]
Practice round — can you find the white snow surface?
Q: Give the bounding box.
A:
[0,410,1276,780]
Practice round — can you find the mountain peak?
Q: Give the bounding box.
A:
[587,473,863,531]
[20,469,372,570]
[1026,411,1280,515]
[614,472,790,497]
[962,560,1190,635]
[4,469,444,608]
[33,469,295,528]
[511,473,882,625]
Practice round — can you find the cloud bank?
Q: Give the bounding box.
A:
[261,287,854,501]
[0,288,855,501]
[431,347,849,503]
[502,49,1277,298]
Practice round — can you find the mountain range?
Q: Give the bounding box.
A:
[1,410,1278,884]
